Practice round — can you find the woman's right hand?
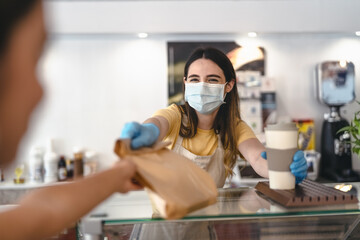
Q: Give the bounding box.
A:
[120,122,160,149]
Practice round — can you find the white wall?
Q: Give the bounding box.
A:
[8,33,360,179]
[6,0,360,178]
[12,36,168,173]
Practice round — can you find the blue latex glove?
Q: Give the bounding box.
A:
[261,150,308,184]
[120,122,160,149]
[290,151,308,184]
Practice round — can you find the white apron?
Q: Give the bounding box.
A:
[129,133,224,240]
[173,134,226,188]
[130,221,217,240]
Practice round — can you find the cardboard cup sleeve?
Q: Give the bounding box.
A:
[266,148,298,190]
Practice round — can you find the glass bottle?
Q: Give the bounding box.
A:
[58,155,67,181]
[73,147,84,179]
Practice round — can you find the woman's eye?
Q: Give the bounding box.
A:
[208,79,219,83]
[189,79,199,82]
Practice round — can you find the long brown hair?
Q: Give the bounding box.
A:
[177,47,241,177]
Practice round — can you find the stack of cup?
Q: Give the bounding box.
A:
[265,122,299,190]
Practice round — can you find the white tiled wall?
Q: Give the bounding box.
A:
[11,33,360,176]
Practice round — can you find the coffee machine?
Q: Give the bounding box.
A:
[316,60,360,182]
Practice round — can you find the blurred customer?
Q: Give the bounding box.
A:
[0,1,141,239]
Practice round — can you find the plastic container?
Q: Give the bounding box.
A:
[43,139,59,183]
[84,151,98,176]
[29,146,44,183]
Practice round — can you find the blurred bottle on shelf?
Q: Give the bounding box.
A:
[43,139,59,183]
[0,168,4,182]
[66,158,74,180]
[84,151,98,176]
[57,155,67,181]
[29,146,44,183]
[73,147,84,179]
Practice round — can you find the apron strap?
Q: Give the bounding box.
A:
[173,134,183,152]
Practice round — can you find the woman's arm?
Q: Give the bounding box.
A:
[144,116,169,142]
[0,159,141,240]
[238,138,269,178]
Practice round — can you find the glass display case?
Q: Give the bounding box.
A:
[78,182,360,240]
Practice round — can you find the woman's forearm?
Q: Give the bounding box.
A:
[251,155,269,178]
[238,138,269,178]
[144,116,169,142]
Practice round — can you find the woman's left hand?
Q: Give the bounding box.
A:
[290,150,308,184]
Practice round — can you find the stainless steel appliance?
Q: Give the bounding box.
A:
[316,60,359,182]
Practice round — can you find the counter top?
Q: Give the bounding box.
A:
[0,181,70,205]
[79,181,360,239]
[0,180,70,189]
[0,181,48,189]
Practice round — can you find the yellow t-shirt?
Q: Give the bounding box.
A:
[153,104,256,156]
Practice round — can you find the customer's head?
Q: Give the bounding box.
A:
[0,0,45,166]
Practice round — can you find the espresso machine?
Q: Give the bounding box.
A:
[316,60,360,182]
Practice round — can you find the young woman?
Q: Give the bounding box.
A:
[121,47,307,187]
[0,1,141,239]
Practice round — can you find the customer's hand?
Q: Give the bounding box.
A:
[113,159,143,193]
[120,122,160,149]
[260,150,308,184]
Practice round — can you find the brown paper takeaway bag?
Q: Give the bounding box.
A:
[114,139,218,220]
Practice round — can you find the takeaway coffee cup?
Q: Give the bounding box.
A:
[265,122,299,190]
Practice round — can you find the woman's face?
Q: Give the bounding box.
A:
[184,58,234,92]
[0,1,45,167]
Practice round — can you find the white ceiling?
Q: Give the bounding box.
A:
[44,0,360,34]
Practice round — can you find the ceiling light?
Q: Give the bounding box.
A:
[355,31,360,36]
[339,60,347,68]
[138,33,148,38]
[248,32,257,38]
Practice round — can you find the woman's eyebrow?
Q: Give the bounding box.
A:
[207,74,221,78]
[188,74,199,78]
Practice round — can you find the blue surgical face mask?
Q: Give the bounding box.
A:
[184,82,227,115]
